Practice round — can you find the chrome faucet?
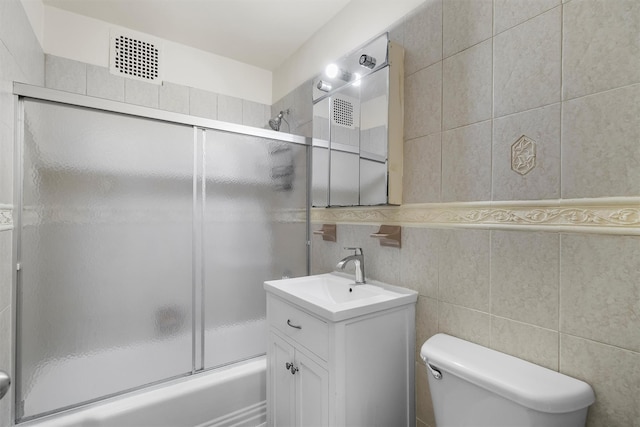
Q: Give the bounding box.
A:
[336,247,365,284]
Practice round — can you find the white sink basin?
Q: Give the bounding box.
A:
[264,273,417,321]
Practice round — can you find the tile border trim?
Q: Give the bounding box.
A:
[0,205,12,232]
[311,198,640,235]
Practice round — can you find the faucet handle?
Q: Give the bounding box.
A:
[344,247,363,255]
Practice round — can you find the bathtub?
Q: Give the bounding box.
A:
[19,357,267,427]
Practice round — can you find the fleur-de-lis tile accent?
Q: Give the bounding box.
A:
[511,135,536,176]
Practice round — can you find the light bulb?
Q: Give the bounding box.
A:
[325,63,339,79]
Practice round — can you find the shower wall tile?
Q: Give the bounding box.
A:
[560,335,640,427]
[159,82,190,114]
[562,0,640,100]
[560,234,640,353]
[0,123,12,204]
[404,62,442,140]
[86,64,125,102]
[492,103,561,200]
[490,316,559,371]
[0,0,44,86]
[490,230,559,330]
[442,40,492,130]
[442,0,492,58]
[403,0,442,75]
[45,54,86,95]
[400,228,439,298]
[217,94,243,125]
[242,100,269,128]
[438,302,490,347]
[403,133,441,204]
[189,88,218,120]
[562,84,640,199]
[439,229,490,311]
[493,0,560,35]
[493,7,561,117]
[292,80,313,130]
[124,79,159,108]
[0,231,11,312]
[441,120,492,202]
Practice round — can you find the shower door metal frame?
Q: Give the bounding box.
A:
[11,82,312,422]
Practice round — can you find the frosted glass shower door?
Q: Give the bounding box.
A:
[17,100,195,420]
[202,131,308,368]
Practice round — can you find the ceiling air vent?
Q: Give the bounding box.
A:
[110,29,162,84]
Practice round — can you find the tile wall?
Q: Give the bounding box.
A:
[0,0,45,425]
[44,55,273,128]
[308,1,640,426]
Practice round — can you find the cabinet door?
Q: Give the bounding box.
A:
[295,349,329,427]
[268,332,296,426]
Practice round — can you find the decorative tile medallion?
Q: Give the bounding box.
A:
[0,206,12,231]
[511,135,536,176]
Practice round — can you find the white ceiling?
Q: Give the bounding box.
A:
[42,0,353,71]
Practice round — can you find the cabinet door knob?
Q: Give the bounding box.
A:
[287,319,302,329]
[285,362,299,375]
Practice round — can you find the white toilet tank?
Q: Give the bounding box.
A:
[420,334,595,427]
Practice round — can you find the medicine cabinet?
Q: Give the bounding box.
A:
[311,33,404,207]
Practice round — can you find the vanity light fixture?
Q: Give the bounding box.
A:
[352,72,362,87]
[325,63,352,82]
[317,80,332,92]
[359,54,376,69]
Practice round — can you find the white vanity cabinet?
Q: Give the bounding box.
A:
[265,281,416,427]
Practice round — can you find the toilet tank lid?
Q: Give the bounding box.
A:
[420,334,595,414]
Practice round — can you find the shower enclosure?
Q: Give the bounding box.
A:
[12,84,309,422]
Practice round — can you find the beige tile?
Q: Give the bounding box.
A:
[217,94,243,125]
[310,226,342,275]
[86,65,125,102]
[443,0,493,58]
[494,0,560,34]
[0,231,11,312]
[403,0,443,76]
[441,120,492,202]
[442,40,492,130]
[416,360,436,427]
[494,7,561,117]
[560,234,640,352]
[492,103,561,200]
[438,302,490,347]
[403,134,441,203]
[124,78,159,108]
[0,123,12,204]
[490,316,559,371]
[491,230,559,330]
[401,228,439,298]
[404,62,442,140]
[563,0,640,100]
[561,84,640,198]
[560,334,640,427]
[45,54,86,95]
[159,82,190,114]
[439,229,490,311]
[242,100,269,128]
[416,296,439,362]
[189,88,218,120]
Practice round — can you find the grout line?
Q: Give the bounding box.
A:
[493,3,562,39]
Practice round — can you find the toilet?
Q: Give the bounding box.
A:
[420,334,595,427]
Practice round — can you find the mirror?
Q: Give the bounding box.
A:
[311,33,403,207]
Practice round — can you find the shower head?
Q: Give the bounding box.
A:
[269,109,289,131]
